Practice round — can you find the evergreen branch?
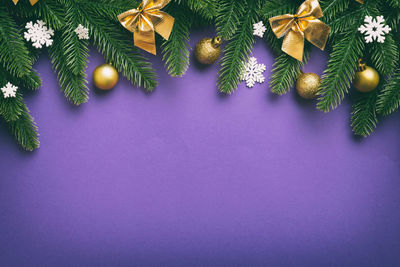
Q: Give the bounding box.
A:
[80,2,157,91]
[7,102,39,151]
[369,35,399,76]
[174,0,217,21]
[320,0,349,22]
[161,4,193,77]
[351,91,378,137]
[0,6,36,80]
[376,70,400,116]
[49,1,89,105]
[0,92,24,123]
[269,49,309,95]
[317,33,365,112]
[217,0,260,94]
[216,0,246,40]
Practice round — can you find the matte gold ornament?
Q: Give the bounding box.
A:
[93,64,119,90]
[353,60,380,92]
[194,37,222,65]
[269,0,331,61]
[296,72,321,99]
[118,0,174,55]
[12,0,39,5]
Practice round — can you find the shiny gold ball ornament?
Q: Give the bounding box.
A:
[296,72,321,99]
[93,63,119,90]
[194,36,222,65]
[353,60,380,92]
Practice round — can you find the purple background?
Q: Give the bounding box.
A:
[1,32,400,266]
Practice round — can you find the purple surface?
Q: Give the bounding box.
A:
[1,32,400,267]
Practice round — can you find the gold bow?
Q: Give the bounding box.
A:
[118,0,174,55]
[269,0,330,61]
[12,0,39,5]
[355,0,364,3]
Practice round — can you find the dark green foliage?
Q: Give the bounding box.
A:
[351,91,378,137]
[377,70,400,116]
[217,0,260,94]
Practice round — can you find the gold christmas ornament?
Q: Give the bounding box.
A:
[194,37,222,65]
[269,0,331,61]
[93,64,119,90]
[296,72,321,99]
[12,0,38,5]
[353,60,380,93]
[118,0,174,55]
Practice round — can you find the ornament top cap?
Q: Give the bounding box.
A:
[212,37,222,48]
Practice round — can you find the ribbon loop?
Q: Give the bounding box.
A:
[12,0,39,5]
[269,0,330,61]
[118,0,174,55]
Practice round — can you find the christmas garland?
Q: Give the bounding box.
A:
[0,0,399,151]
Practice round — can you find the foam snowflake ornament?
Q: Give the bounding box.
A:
[240,57,266,88]
[358,15,391,43]
[24,20,54,48]
[74,24,89,40]
[253,21,266,38]
[1,83,18,98]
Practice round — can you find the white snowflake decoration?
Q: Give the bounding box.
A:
[253,21,266,38]
[358,15,391,43]
[1,83,18,98]
[74,24,89,40]
[240,57,266,88]
[24,20,54,48]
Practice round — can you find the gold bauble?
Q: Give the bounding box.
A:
[353,66,380,92]
[296,72,321,99]
[93,63,119,90]
[194,37,222,65]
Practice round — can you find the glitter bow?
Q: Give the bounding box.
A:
[118,0,174,55]
[269,0,331,61]
[12,0,38,5]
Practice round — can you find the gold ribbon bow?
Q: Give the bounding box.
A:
[118,0,174,55]
[12,0,39,5]
[269,0,330,61]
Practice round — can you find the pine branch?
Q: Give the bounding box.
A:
[217,0,260,94]
[369,35,399,76]
[376,70,400,116]
[0,6,38,86]
[320,0,349,22]
[174,0,217,21]
[216,0,246,40]
[351,91,378,137]
[269,49,309,95]
[161,4,193,77]
[49,1,89,105]
[317,33,365,112]
[7,103,39,151]
[79,1,157,91]
[0,92,25,123]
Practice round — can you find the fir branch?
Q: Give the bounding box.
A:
[7,103,39,151]
[161,4,193,77]
[269,49,309,95]
[369,35,399,76]
[49,1,89,105]
[0,92,24,123]
[351,91,378,137]
[0,6,36,81]
[174,0,217,21]
[376,70,400,116]
[79,2,157,91]
[320,0,349,22]
[317,33,365,112]
[217,0,260,94]
[216,0,246,40]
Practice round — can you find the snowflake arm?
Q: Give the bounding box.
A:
[74,24,89,40]
[1,83,18,98]
[240,57,266,88]
[24,20,54,48]
[253,21,266,38]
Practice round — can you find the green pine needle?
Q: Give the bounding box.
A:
[351,91,378,137]
[376,70,400,116]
